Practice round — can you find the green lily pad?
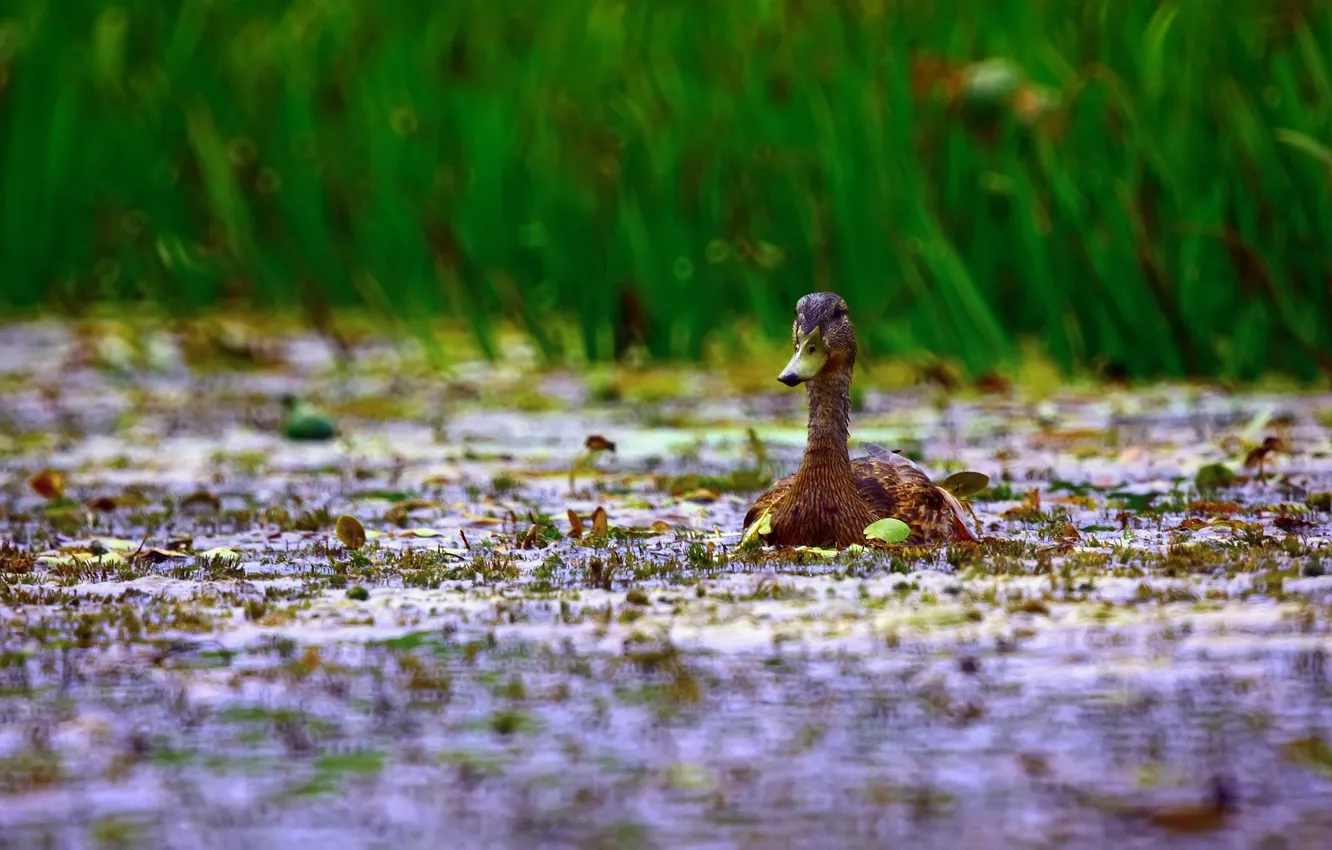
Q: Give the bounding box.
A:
[864,517,911,544]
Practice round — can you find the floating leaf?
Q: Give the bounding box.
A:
[136,547,190,563]
[741,509,772,545]
[29,468,64,500]
[96,538,138,552]
[460,513,502,526]
[198,547,242,561]
[938,471,991,498]
[335,515,366,550]
[403,528,446,538]
[181,490,222,511]
[591,506,609,540]
[1195,463,1238,494]
[792,546,840,557]
[864,517,911,544]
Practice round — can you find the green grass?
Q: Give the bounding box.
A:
[1,0,1331,380]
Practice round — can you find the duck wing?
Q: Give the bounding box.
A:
[852,451,978,543]
[742,472,796,530]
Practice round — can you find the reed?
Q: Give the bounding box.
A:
[1,0,1329,380]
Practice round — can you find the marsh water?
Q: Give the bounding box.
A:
[2,320,1331,849]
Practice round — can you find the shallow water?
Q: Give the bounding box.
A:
[2,321,1332,849]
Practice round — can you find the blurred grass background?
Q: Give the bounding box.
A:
[0,0,1330,381]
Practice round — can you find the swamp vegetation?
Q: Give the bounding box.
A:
[0,319,1330,847]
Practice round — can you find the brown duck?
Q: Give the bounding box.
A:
[743,292,978,548]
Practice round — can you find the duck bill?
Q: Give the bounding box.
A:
[777,329,828,386]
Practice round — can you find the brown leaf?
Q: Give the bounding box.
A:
[682,488,720,503]
[335,514,366,550]
[591,506,609,539]
[585,434,616,452]
[566,508,584,540]
[1274,514,1314,533]
[135,547,190,564]
[975,372,1012,395]
[86,496,120,512]
[650,520,672,534]
[1187,500,1240,516]
[181,490,221,511]
[519,523,541,549]
[29,468,64,500]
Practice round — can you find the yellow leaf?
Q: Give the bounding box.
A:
[29,468,64,500]
[938,471,990,498]
[742,509,772,545]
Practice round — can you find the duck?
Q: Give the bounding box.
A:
[743,292,978,548]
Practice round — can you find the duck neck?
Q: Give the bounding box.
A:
[795,364,854,487]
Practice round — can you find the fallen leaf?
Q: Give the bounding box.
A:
[742,509,773,545]
[938,471,991,499]
[29,468,64,500]
[96,538,139,552]
[585,434,616,452]
[792,546,840,557]
[864,517,911,544]
[591,506,609,540]
[335,515,367,550]
[403,528,447,538]
[461,513,502,526]
[181,490,222,511]
[135,547,191,563]
[567,508,584,540]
